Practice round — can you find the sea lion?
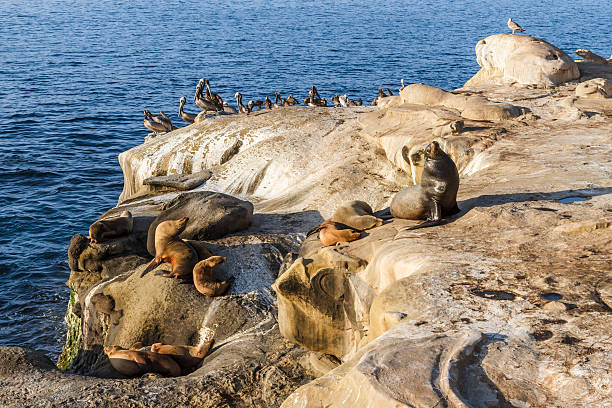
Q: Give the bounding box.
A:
[330,200,383,231]
[315,221,361,246]
[89,210,133,244]
[192,256,234,296]
[141,217,198,279]
[390,141,460,229]
[104,345,181,377]
[151,339,214,370]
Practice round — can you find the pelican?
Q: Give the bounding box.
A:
[204,79,223,107]
[400,79,405,91]
[357,98,363,106]
[264,96,272,110]
[385,88,394,96]
[195,85,222,112]
[143,110,169,133]
[235,92,250,114]
[287,94,299,105]
[178,97,197,124]
[331,95,341,107]
[273,91,282,108]
[223,102,237,114]
[507,18,525,35]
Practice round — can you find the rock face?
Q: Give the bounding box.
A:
[465,34,580,87]
[4,34,612,407]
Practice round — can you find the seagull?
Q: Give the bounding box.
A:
[507,18,525,35]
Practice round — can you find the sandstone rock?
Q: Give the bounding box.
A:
[146,191,254,256]
[575,49,609,64]
[465,34,580,87]
[575,78,612,99]
[399,83,524,121]
[117,107,405,215]
[143,170,213,191]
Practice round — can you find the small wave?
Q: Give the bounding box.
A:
[0,169,62,179]
[58,116,129,123]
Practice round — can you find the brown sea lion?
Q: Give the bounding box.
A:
[151,339,214,370]
[390,141,460,229]
[104,346,181,377]
[330,200,383,231]
[193,256,234,296]
[89,210,133,244]
[141,217,198,279]
[309,220,361,246]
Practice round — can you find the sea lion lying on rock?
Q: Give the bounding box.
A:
[89,210,133,244]
[390,141,460,229]
[104,345,181,377]
[141,217,198,279]
[330,200,383,230]
[193,256,234,296]
[309,221,362,246]
[151,339,214,370]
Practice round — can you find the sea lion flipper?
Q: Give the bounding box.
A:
[404,199,443,230]
[141,257,162,277]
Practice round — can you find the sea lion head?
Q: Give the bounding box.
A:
[450,120,464,134]
[156,217,189,239]
[424,141,443,160]
[89,222,104,243]
[104,345,123,355]
[204,256,226,268]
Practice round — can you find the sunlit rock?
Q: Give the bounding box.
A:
[465,34,580,87]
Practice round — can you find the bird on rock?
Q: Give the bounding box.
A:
[507,18,525,35]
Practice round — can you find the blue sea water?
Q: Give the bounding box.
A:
[0,0,610,358]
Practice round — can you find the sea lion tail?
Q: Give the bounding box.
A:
[141,257,162,277]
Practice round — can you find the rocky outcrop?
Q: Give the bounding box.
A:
[4,34,612,408]
[465,34,580,87]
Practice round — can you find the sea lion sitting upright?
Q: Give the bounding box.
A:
[104,345,182,377]
[151,339,214,370]
[330,200,383,231]
[390,141,460,229]
[89,210,133,244]
[192,256,234,296]
[141,217,198,279]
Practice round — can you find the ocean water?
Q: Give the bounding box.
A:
[0,0,610,359]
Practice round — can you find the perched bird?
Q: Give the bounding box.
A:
[264,95,272,110]
[286,94,299,105]
[235,92,250,114]
[331,95,341,107]
[178,97,197,124]
[507,18,525,35]
[222,102,237,114]
[143,110,169,133]
[195,83,222,112]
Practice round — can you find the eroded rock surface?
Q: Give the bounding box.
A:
[465,34,580,87]
[3,34,611,408]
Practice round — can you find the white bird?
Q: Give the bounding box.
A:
[507,18,525,35]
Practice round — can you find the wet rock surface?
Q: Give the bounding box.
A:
[2,34,611,407]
